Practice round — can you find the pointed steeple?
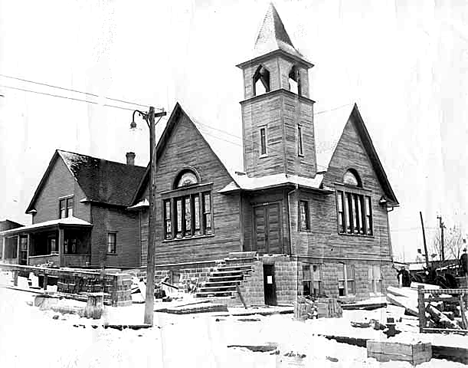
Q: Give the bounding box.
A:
[253,3,303,59]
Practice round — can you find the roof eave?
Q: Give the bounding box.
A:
[236,49,314,69]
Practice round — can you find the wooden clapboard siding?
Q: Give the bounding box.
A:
[32,156,90,224]
[291,115,391,261]
[140,113,242,266]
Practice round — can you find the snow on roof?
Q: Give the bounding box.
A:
[0,216,92,236]
[219,173,325,193]
[314,103,355,171]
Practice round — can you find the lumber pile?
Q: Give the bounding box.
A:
[294,297,342,320]
[367,340,432,365]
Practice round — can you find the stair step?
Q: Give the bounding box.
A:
[216,264,253,272]
[199,285,237,291]
[210,270,245,276]
[195,290,235,297]
[204,280,242,286]
[208,275,244,281]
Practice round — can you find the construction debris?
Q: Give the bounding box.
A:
[366,340,432,365]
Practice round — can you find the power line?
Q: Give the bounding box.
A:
[0,84,141,112]
[0,73,151,109]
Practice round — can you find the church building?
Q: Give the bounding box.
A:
[131,4,399,304]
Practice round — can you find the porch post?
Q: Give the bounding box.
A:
[16,235,20,264]
[2,236,5,262]
[58,228,64,267]
[26,234,30,265]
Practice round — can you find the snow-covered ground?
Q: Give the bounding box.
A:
[0,286,466,368]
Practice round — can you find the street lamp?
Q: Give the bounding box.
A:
[131,106,166,326]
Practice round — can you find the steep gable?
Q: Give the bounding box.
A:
[317,104,398,205]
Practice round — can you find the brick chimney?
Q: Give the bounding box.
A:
[126,152,135,165]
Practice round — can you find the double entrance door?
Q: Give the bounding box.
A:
[253,202,283,255]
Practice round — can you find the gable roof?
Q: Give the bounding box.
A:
[315,103,399,205]
[131,103,241,205]
[26,150,146,213]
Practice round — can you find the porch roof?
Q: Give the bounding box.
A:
[0,217,92,237]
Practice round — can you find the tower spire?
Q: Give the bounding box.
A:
[253,3,303,59]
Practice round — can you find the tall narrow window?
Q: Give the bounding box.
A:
[203,192,212,234]
[193,194,201,235]
[164,199,172,239]
[107,233,116,254]
[365,197,373,235]
[338,264,355,296]
[312,265,322,297]
[260,127,267,156]
[302,264,311,295]
[337,191,344,233]
[299,200,310,231]
[67,197,74,217]
[184,196,192,236]
[59,199,66,219]
[297,125,304,156]
[175,199,183,239]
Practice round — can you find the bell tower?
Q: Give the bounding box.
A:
[237,3,317,178]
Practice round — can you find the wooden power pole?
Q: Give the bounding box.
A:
[437,216,445,262]
[419,211,430,269]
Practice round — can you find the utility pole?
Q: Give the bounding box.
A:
[437,215,445,262]
[131,106,166,326]
[144,106,157,325]
[419,211,429,269]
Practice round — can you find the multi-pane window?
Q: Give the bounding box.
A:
[107,233,117,254]
[59,197,74,219]
[338,264,355,296]
[312,265,322,297]
[64,238,77,254]
[260,127,267,156]
[336,191,372,235]
[299,200,310,231]
[302,264,311,296]
[164,191,212,240]
[297,124,304,156]
[368,265,382,294]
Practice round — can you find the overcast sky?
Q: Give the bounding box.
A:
[0,0,467,262]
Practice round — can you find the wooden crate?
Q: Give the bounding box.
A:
[367,340,431,365]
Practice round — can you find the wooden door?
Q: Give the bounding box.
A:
[263,264,277,306]
[253,202,282,254]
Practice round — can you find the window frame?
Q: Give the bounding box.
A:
[259,126,268,157]
[58,195,74,219]
[162,183,214,242]
[107,232,117,254]
[368,265,382,295]
[298,200,310,231]
[338,264,355,297]
[297,124,304,157]
[335,188,373,236]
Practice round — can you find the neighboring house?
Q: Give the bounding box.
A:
[0,150,145,269]
[131,4,399,303]
[0,220,24,262]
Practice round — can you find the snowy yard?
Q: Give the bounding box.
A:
[0,287,467,368]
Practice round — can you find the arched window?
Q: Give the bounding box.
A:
[288,65,301,96]
[253,65,270,96]
[343,169,361,187]
[174,170,199,189]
